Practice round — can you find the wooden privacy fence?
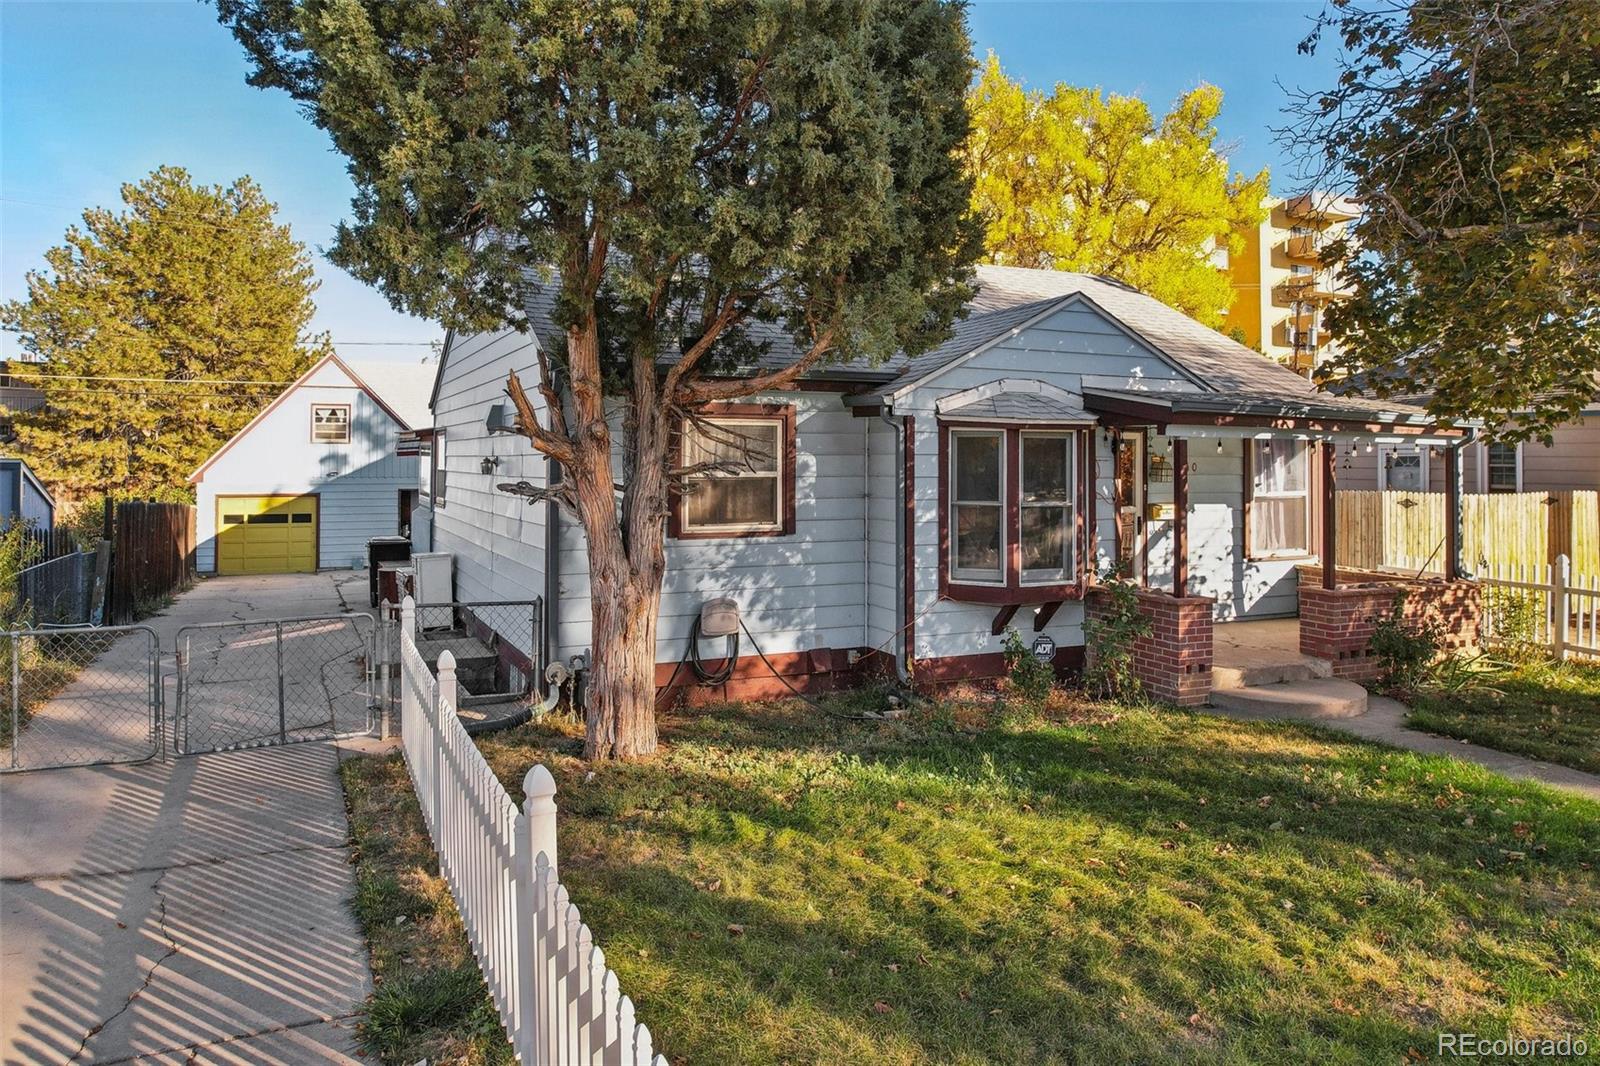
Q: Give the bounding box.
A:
[1335,490,1600,579]
[109,501,195,624]
[397,597,668,1066]
[1480,555,1600,661]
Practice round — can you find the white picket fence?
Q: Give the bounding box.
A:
[1479,554,1600,661]
[396,597,668,1066]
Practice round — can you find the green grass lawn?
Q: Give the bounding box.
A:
[1407,659,1600,775]
[343,692,1600,1065]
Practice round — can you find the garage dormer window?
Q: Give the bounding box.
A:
[670,404,796,539]
[311,404,351,444]
[940,423,1085,602]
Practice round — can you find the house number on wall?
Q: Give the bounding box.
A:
[1031,636,1055,663]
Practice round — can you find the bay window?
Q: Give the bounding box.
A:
[950,430,1005,582]
[942,424,1083,599]
[1247,438,1310,557]
[1020,432,1075,583]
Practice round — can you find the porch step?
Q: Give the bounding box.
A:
[1208,678,1368,720]
[1211,655,1332,691]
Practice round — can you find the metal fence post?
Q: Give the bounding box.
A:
[10,636,19,769]
[377,599,392,740]
[1553,553,1571,662]
[175,636,187,756]
[275,621,287,744]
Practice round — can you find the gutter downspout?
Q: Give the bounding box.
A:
[539,456,563,711]
[878,406,912,684]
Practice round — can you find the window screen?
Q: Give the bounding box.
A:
[681,418,784,533]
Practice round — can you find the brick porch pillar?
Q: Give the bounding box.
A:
[1297,567,1483,681]
[1088,587,1216,706]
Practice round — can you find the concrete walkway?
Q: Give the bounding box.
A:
[1,572,379,1063]
[1208,692,1600,802]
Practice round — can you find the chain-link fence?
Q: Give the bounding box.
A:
[375,599,543,736]
[1,624,160,772]
[175,614,376,754]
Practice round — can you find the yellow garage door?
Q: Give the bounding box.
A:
[216,496,318,574]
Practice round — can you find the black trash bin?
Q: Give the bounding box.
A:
[367,536,413,607]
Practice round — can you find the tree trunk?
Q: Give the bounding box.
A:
[583,572,661,759]
[562,312,671,761]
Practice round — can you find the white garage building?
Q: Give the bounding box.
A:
[189,354,435,575]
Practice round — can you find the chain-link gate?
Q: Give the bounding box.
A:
[1,625,161,772]
[174,613,377,754]
[373,599,543,736]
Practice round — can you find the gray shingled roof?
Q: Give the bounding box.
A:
[940,390,1093,423]
[513,264,1433,416]
[347,360,438,429]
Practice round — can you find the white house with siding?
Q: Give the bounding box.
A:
[419,264,1470,701]
[189,354,435,575]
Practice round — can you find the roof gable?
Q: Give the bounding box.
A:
[188,353,415,484]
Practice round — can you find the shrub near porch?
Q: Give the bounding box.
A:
[348,697,1600,1064]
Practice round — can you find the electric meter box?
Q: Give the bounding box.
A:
[700,598,741,638]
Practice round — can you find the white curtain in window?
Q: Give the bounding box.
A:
[1251,439,1309,554]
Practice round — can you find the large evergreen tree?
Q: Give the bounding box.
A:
[964,54,1270,326]
[216,0,981,758]
[1,167,327,504]
[1287,0,1600,439]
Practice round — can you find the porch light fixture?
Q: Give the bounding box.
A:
[480,455,501,475]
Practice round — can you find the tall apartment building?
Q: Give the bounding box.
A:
[1222,193,1358,376]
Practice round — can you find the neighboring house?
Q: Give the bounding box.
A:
[0,457,55,530]
[1222,193,1357,376]
[420,264,1464,695]
[0,359,47,445]
[189,354,436,574]
[1334,377,1600,494]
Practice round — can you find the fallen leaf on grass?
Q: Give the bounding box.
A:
[872,1001,892,1014]
[727,923,745,936]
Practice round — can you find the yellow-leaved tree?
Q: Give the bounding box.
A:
[965,54,1269,327]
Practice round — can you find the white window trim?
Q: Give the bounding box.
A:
[949,428,1007,586]
[1479,440,1523,493]
[1248,439,1313,559]
[1019,430,1076,586]
[680,416,785,535]
[311,403,351,444]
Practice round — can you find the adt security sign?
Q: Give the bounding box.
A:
[1031,635,1055,663]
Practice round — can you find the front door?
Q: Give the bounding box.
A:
[1114,431,1145,581]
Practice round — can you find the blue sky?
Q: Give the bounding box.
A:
[1,1,1339,364]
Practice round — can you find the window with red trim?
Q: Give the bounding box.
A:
[940,424,1085,602]
[670,405,796,539]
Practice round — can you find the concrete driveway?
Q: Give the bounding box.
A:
[1,571,381,1064]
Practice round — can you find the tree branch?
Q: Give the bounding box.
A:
[505,369,577,464]
[673,325,838,404]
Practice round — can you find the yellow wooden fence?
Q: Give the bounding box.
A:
[1335,490,1600,578]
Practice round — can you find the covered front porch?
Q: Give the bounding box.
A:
[1079,388,1480,705]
